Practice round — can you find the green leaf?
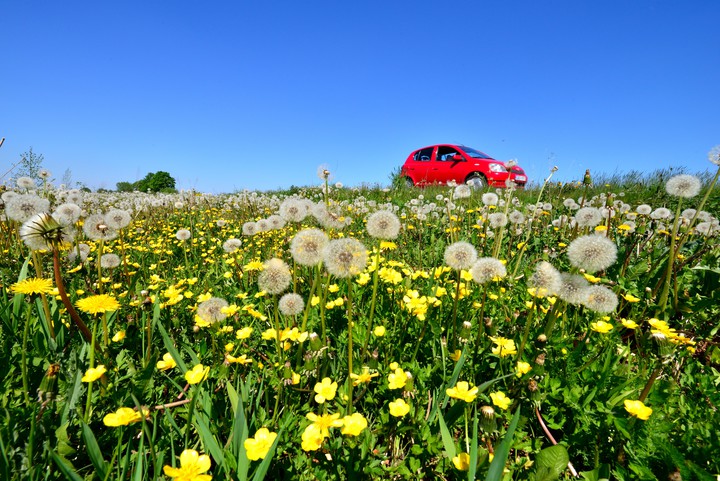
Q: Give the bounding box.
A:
[194,412,226,470]
[155,311,188,373]
[48,450,84,481]
[533,444,569,481]
[81,422,108,479]
[484,406,521,481]
[437,409,457,460]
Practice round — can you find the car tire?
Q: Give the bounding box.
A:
[404,177,414,187]
[465,173,486,189]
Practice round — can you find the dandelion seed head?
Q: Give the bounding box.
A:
[470,257,507,284]
[444,241,477,271]
[242,221,258,236]
[556,273,591,305]
[650,207,672,220]
[68,243,91,263]
[258,258,292,294]
[708,145,720,166]
[529,261,562,297]
[366,210,401,239]
[175,229,192,241]
[488,212,508,229]
[222,238,242,253]
[83,213,118,241]
[279,197,309,223]
[583,285,619,313]
[105,208,132,229]
[100,253,121,269]
[19,212,66,251]
[508,210,525,224]
[197,297,229,324]
[574,207,603,227]
[16,176,36,190]
[453,184,472,199]
[567,234,617,273]
[323,238,368,278]
[279,293,305,316]
[267,214,286,230]
[5,194,50,223]
[481,193,498,206]
[291,228,329,266]
[52,203,82,226]
[665,174,702,198]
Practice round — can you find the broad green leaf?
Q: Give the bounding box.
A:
[533,444,569,481]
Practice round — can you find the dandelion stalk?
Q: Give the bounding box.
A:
[21,304,33,405]
[30,251,55,339]
[511,166,558,278]
[656,199,684,315]
[516,299,538,360]
[53,249,93,344]
[361,247,381,359]
[346,280,355,415]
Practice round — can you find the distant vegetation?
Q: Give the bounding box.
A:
[116,171,176,193]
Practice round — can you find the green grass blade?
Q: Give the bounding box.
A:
[48,449,84,481]
[81,422,108,479]
[484,406,521,481]
[437,409,457,460]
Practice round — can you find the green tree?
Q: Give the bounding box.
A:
[14,147,44,183]
[116,181,134,192]
[134,171,177,193]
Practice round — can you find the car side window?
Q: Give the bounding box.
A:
[437,146,459,161]
[414,147,433,162]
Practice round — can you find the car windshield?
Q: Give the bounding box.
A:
[461,147,493,159]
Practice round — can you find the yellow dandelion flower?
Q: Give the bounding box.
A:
[76,294,120,315]
[10,277,54,296]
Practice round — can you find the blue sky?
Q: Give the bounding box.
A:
[2,1,719,193]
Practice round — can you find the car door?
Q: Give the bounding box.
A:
[433,146,466,185]
[405,147,435,185]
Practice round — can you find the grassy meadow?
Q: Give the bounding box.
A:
[1,162,720,480]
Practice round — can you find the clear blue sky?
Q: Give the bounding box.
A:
[2,1,719,193]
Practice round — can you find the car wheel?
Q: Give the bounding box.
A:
[465,173,486,189]
[405,177,414,187]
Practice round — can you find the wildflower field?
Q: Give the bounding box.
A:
[2,158,720,480]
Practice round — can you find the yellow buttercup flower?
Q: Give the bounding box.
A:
[163,449,212,481]
[446,381,479,403]
[305,412,343,438]
[112,330,126,343]
[452,452,470,471]
[185,364,209,385]
[373,325,386,337]
[76,294,120,315]
[103,407,148,427]
[490,391,511,410]
[490,337,517,357]
[350,367,379,386]
[622,293,641,303]
[591,320,613,334]
[156,353,177,371]
[387,368,409,390]
[301,423,325,451]
[389,398,410,417]
[449,350,462,362]
[81,365,106,382]
[11,277,53,296]
[620,318,639,329]
[244,427,277,461]
[624,399,652,420]
[516,361,532,377]
[340,412,368,436]
[313,377,338,404]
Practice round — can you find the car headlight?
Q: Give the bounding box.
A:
[488,163,506,173]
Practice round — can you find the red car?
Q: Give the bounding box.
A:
[401,144,527,188]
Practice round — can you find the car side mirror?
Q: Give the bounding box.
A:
[451,153,463,161]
